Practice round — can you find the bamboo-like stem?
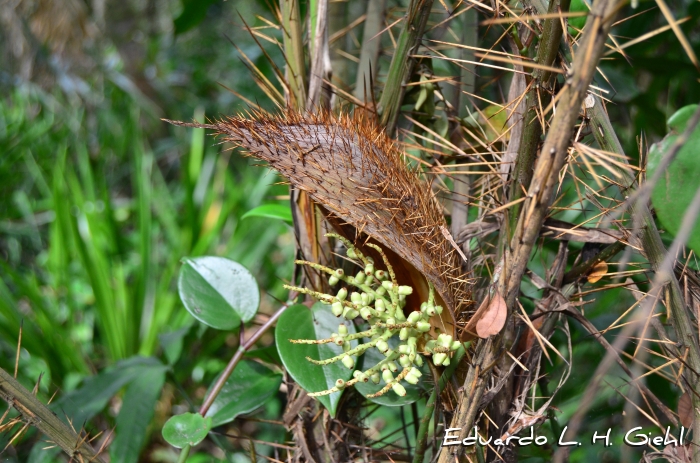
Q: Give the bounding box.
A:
[450,6,478,238]
[355,0,386,101]
[507,0,571,234]
[437,338,493,463]
[281,0,307,109]
[505,0,620,313]
[378,0,435,133]
[0,368,106,463]
[308,0,332,109]
[413,344,467,463]
[491,0,570,449]
[588,97,700,463]
[440,0,621,459]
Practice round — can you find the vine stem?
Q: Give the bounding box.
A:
[177,444,191,463]
[199,303,290,416]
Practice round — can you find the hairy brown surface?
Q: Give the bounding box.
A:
[165,110,473,330]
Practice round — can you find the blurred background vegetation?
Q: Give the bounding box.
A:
[0,0,698,461]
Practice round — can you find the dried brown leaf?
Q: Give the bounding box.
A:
[678,390,694,428]
[587,261,608,283]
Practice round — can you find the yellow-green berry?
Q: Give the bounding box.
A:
[398,285,413,296]
[342,355,355,369]
[416,321,431,332]
[392,383,407,396]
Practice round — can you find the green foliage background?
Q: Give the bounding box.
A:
[0,0,698,461]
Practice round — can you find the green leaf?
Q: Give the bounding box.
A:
[244,345,282,364]
[159,325,192,366]
[173,0,218,35]
[178,257,260,330]
[354,335,425,406]
[205,359,283,427]
[52,357,164,426]
[241,203,293,224]
[162,413,212,449]
[568,0,589,32]
[648,104,700,256]
[110,366,168,463]
[275,303,356,416]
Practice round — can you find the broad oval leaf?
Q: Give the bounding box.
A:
[648,105,700,257]
[205,359,283,427]
[276,303,356,416]
[354,334,425,406]
[162,413,212,449]
[241,204,293,224]
[178,257,260,330]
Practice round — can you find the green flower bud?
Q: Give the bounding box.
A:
[371,372,381,384]
[386,317,396,325]
[399,327,409,340]
[365,275,374,286]
[360,307,374,320]
[343,342,350,352]
[407,311,421,324]
[336,379,346,389]
[375,299,385,312]
[334,269,344,277]
[408,352,416,363]
[435,305,443,315]
[350,292,361,304]
[376,286,387,296]
[343,307,359,319]
[360,293,369,305]
[416,321,431,332]
[342,355,355,369]
[405,372,420,384]
[329,275,339,286]
[399,355,412,368]
[414,355,424,367]
[375,270,386,280]
[383,348,395,358]
[382,369,394,383]
[347,248,357,258]
[394,310,406,322]
[442,356,450,367]
[426,305,436,317]
[381,281,394,291]
[353,370,367,382]
[336,287,348,300]
[398,285,413,296]
[365,263,375,274]
[332,301,344,317]
[433,353,447,365]
[355,271,366,284]
[338,324,348,335]
[438,334,452,348]
[333,335,344,346]
[392,383,407,396]
[376,339,389,353]
[451,340,462,351]
[398,344,411,354]
[388,361,399,372]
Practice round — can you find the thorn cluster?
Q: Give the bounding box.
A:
[286,234,462,398]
